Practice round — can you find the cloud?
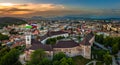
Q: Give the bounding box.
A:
[0,3,65,16]
[1,3,120,17]
[8,8,32,11]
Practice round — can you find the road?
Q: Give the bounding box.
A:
[94,41,118,65]
[86,60,97,65]
[94,41,108,50]
[19,54,26,65]
[112,56,118,65]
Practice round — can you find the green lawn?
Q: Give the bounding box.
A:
[72,56,91,65]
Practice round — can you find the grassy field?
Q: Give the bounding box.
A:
[72,56,91,65]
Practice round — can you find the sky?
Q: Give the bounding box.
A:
[0,0,120,17]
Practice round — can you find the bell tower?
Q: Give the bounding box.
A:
[25,32,31,48]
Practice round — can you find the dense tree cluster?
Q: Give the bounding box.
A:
[27,49,46,65]
[27,49,75,65]
[0,33,9,41]
[92,34,120,65]
[14,45,26,53]
[103,52,112,65]
[92,48,112,65]
[46,36,65,45]
[0,47,10,61]
[9,29,19,35]
[95,34,120,54]
[52,52,75,65]
[72,56,91,65]
[0,17,27,28]
[0,45,25,65]
[0,48,21,65]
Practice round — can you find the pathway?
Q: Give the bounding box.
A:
[86,60,97,65]
[94,41,108,50]
[112,56,118,65]
[19,54,26,65]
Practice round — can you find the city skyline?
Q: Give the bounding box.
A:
[0,0,120,17]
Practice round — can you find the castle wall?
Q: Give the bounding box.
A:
[53,46,82,57]
[89,36,95,45]
[81,44,91,59]
[25,50,53,61]
[41,33,69,44]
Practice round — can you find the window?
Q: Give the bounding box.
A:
[64,49,68,52]
[69,52,71,54]
[27,37,29,41]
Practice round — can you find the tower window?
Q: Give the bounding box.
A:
[27,39,29,41]
[27,37,29,41]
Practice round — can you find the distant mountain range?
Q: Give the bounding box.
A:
[28,15,120,20]
[0,15,119,28]
[0,17,27,28]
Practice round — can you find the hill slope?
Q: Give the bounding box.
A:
[0,17,27,28]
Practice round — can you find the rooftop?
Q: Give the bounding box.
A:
[30,39,53,51]
[53,40,79,48]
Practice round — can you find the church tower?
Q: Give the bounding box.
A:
[25,32,31,48]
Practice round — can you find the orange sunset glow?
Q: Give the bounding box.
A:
[0,3,66,17]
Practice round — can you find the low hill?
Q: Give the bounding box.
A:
[0,17,27,28]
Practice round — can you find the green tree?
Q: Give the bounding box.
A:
[112,43,119,54]
[53,52,75,65]
[56,36,65,40]
[13,61,22,65]
[103,52,112,65]
[46,36,65,45]
[38,58,52,65]
[95,34,104,44]
[27,49,46,65]
[53,52,66,61]
[53,61,59,65]
[0,49,20,65]
[0,33,9,40]
[96,50,106,61]
[59,58,69,65]
[67,58,75,65]
[0,47,10,61]
[15,45,26,53]
[9,29,18,35]
[118,37,120,50]
[46,38,57,45]
[103,36,112,47]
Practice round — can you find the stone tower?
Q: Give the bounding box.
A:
[81,31,94,59]
[25,32,31,48]
[83,45,91,59]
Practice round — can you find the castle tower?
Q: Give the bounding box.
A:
[81,32,94,59]
[83,45,91,59]
[25,32,31,48]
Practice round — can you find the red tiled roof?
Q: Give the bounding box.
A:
[40,30,68,41]
[80,32,94,45]
[30,39,53,51]
[53,40,79,48]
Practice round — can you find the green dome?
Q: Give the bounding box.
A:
[25,25,32,29]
